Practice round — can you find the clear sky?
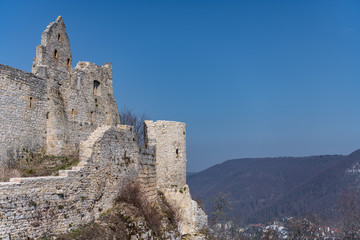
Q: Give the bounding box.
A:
[1,0,360,172]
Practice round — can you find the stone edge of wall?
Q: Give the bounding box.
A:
[0,125,115,186]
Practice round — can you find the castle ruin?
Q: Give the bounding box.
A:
[0,16,207,239]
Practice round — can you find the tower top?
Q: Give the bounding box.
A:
[32,16,72,74]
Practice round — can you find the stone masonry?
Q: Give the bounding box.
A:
[0,126,141,238]
[145,120,187,190]
[0,16,207,238]
[0,16,120,167]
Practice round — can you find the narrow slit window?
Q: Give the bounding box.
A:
[57,34,61,42]
[93,80,101,96]
[29,97,33,109]
[90,111,94,124]
[67,58,71,67]
[54,49,58,59]
[76,76,81,90]
[46,112,49,119]
[176,149,179,158]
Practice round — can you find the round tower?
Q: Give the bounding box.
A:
[144,120,187,190]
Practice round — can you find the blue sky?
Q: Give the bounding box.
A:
[1,0,360,171]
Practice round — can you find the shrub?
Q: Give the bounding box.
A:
[116,179,162,235]
[158,191,178,225]
[119,107,148,146]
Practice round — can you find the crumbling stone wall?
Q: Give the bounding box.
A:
[32,16,72,74]
[0,64,47,167]
[34,16,120,157]
[45,61,120,156]
[138,145,157,201]
[0,16,120,166]
[0,125,150,239]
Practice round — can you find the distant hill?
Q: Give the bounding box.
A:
[187,150,360,225]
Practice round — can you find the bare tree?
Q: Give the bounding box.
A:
[119,107,148,146]
[211,192,232,224]
[339,188,360,239]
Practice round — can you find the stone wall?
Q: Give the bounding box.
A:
[138,145,157,201]
[45,61,120,156]
[0,64,47,167]
[144,120,187,190]
[0,125,151,239]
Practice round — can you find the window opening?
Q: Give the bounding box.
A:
[76,76,81,90]
[90,111,94,124]
[67,58,71,67]
[54,49,58,59]
[57,34,61,42]
[176,149,179,158]
[29,97,33,109]
[93,80,101,96]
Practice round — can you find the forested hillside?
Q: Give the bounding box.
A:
[187,150,360,225]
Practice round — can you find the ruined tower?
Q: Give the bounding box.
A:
[144,120,187,190]
[0,16,120,163]
[32,16,72,77]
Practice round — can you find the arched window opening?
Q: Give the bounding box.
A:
[57,34,61,42]
[67,58,71,67]
[93,80,101,96]
[29,97,33,109]
[54,49,58,59]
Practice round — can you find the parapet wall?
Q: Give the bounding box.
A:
[0,125,154,239]
[0,64,47,167]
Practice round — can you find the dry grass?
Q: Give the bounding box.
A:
[58,180,182,239]
[157,190,178,226]
[59,180,164,240]
[0,155,79,182]
[0,167,21,182]
[116,179,162,235]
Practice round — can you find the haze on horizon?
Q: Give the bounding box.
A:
[1,0,360,172]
